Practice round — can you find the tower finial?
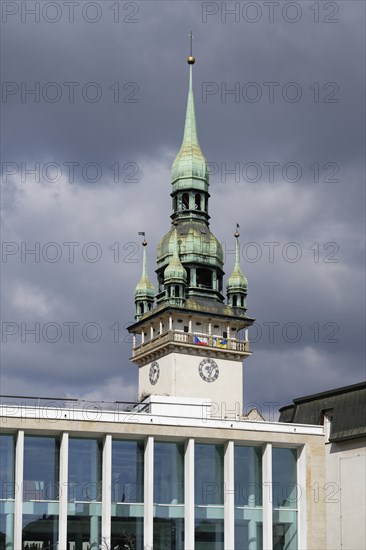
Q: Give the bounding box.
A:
[235,223,240,239]
[138,231,147,247]
[187,31,195,65]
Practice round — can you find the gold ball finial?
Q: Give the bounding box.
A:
[234,223,240,238]
[188,31,195,64]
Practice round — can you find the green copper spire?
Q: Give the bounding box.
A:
[171,35,209,187]
[135,234,155,301]
[164,226,187,284]
[226,225,248,294]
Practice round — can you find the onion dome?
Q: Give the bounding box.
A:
[134,237,155,300]
[226,227,248,293]
[163,227,187,284]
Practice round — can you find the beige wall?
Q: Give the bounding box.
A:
[139,351,243,413]
[325,437,366,550]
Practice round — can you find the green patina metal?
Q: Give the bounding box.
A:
[171,64,209,192]
[226,233,248,293]
[134,242,155,300]
[133,47,253,325]
[163,227,187,283]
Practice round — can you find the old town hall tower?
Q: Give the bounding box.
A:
[128,40,254,412]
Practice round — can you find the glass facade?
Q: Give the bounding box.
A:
[154,442,184,550]
[272,448,298,550]
[67,438,102,550]
[195,444,224,549]
[0,432,301,549]
[0,434,15,550]
[234,445,263,550]
[111,440,144,550]
[22,436,59,550]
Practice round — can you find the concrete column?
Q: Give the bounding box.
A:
[59,432,69,549]
[227,325,230,339]
[169,315,173,331]
[141,330,145,344]
[14,430,24,550]
[188,317,192,333]
[144,436,154,547]
[159,319,163,334]
[185,438,195,549]
[297,445,307,550]
[102,435,112,547]
[132,333,136,347]
[224,441,235,549]
[262,443,273,550]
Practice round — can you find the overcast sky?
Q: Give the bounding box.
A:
[1,0,365,415]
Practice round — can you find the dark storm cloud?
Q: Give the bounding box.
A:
[1,1,365,409]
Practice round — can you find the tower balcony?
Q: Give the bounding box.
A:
[131,329,251,364]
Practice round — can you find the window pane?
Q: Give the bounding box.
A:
[67,439,102,550]
[22,436,59,549]
[234,446,263,550]
[234,446,262,506]
[23,436,59,501]
[68,438,102,502]
[111,440,144,549]
[0,434,15,549]
[272,448,298,550]
[195,517,224,550]
[272,448,297,508]
[154,442,184,504]
[154,517,184,550]
[112,440,144,503]
[111,516,144,550]
[195,444,224,505]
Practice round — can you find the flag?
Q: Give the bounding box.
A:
[214,337,228,349]
[194,335,208,346]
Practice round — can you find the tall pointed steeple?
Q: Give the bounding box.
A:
[171,44,209,188]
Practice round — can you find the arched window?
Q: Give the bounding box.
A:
[205,196,208,212]
[139,304,144,315]
[175,285,180,297]
[182,193,189,210]
[233,296,237,307]
[195,194,201,210]
[173,196,177,211]
[196,269,212,289]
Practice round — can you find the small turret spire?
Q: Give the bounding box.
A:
[226,224,248,310]
[134,232,155,320]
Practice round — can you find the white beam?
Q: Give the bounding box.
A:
[14,430,24,550]
[144,436,154,547]
[224,441,235,549]
[185,438,195,548]
[263,443,273,550]
[102,435,112,547]
[58,432,69,549]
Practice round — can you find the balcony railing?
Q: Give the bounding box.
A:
[132,330,250,357]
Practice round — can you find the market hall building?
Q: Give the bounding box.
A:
[0,47,364,550]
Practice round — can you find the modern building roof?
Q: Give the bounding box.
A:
[279,381,366,442]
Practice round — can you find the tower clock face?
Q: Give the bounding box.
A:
[198,358,219,383]
[149,361,160,385]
